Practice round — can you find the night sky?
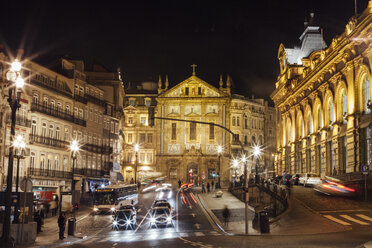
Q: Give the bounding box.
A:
[0,0,368,102]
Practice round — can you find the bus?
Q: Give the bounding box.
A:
[93,184,138,213]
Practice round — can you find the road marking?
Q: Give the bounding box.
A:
[340,215,370,225]
[323,215,351,225]
[356,214,372,222]
[194,231,205,236]
[319,209,369,214]
[210,231,220,236]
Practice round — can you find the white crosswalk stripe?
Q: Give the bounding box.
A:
[356,214,372,222]
[323,215,351,225]
[340,215,370,225]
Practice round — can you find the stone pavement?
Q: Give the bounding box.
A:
[26,205,92,248]
[196,188,350,236]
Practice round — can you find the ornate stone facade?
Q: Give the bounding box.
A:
[271,3,372,177]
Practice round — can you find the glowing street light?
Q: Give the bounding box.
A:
[10,59,22,72]
[253,145,262,183]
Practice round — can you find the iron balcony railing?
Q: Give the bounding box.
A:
[74,168,107,177]
[31,102,86,127]
[86,94,107,107]
[28,168,72,179]
[74,94,88,104]
[6,114,31,127]
[81,143,113,155]
[29,134,68,148]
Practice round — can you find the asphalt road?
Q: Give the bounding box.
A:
[55,185,372,248]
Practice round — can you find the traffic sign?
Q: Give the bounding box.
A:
[362,164,370,175]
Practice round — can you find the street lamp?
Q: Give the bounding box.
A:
[13,135,26,223]
[70,140,79,213]
[241,153,249,235]
[216,145,222,188]
[134,144,139,184]
[253,145,262,184]
[2,59,25,246]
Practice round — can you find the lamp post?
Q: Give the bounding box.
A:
[13,135,26,223]
[233,159,239,186]
[2,59,25,246]
[134,144,139,184]
[70,140,79,217]
[216,145,222,188]
[241,154,249,235]
[253,145,262,184]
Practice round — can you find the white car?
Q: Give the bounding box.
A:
[299,173,321,187]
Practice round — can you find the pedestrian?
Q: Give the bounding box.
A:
[333,167,337,176]
[34,210,42,233]
[178,179,182,188]
[222,205,230,227]
[50,200,57,216]
[40,207,45,226]
[207,182,210,193]
[211,181,215,191]
[58,212,66,240]
[130,178,134,184]
[44,201,50,218]
[55,195,59,214]
[201,182,206,193]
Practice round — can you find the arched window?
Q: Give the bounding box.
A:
[328,98,335,124]
[286,120,292,143]
[251,135,256,144]
[259,135,263,145]
[342,91,347,116]
[362,74,371,113]
[318,107,323,130]
[307,113,313,134]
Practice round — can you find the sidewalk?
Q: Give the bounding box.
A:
[27,205,92,248]
[197,188,350,235]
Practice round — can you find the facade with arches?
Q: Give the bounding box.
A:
[271,3,372,177]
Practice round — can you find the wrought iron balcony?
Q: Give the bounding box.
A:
[29,134,68,148]
[86,94,107,107]
[81,143,113,155]
[74,168,106,177]
[31,102,86,127]
[74,94,88,104]
[30,78,72,98]
[28,168,72,179]
[6,114,31,127]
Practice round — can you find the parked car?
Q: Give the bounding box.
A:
[112,206,137,230]
[149,206,173,227]
[291,174,300,185]
[314,178,356,197]
[299,173,321,187]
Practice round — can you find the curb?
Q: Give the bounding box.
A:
[269,197,291,224]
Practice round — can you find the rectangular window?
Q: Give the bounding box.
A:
[90,109,93,121]
[140,153,145,163]
[128,133,132,143]
[190,122,196,140]
[129,99,135,106]
[145,99,151,107]
[232,117,236,126]
[140,117,147,125]
[237,117,240,126]
[198,87,201,95]
[185,87,189,96]
[140,133,146,143]
[172,123,177,140]
[127,152,133,162]
[208,168,216,179]
[147,134,153,143]
[128,117,134,124]
[244,118,248,129]
[209,124,214,140]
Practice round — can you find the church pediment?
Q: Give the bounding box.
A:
[160,76,225,98]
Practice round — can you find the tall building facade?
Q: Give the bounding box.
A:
[271,3,372,176]
[121,69,276,186]
[0,55,123,202]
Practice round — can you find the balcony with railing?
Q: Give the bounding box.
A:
[74,94,88,104]
[28,168,72,179]
[29,134,68,148]
[82,143,113,155]
[6,114,31,127]
[74,168,107,177]
[31,102,86,127]
[86,94,107,107]
[31,78,72,98]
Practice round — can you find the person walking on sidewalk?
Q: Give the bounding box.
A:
[58,212,66,240]
[201,182,206,193]
[222,205,230,227]
[34,210,42,234]
[207,182,210,193]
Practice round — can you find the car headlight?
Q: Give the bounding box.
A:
[150,217,156,223]
[111,207,115,211]
[166,217,172,222]
[113,221,118,226]
[93,207,98,212]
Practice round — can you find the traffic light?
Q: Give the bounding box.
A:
[148,106,155,126]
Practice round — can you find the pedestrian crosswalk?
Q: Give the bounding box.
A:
[323,213,372,226]
[82,230,222,244]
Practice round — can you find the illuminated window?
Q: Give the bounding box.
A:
[190,122,196,140]
[172,123,177,140]
[362,74,371,113]
[209,124,214,140]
